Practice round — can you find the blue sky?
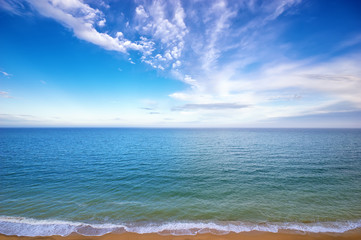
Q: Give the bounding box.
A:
[0,0,360,127]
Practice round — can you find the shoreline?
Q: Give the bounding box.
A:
[1,230,361,240]
[0,217,361,240]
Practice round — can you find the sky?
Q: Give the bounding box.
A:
[0,0,361,127]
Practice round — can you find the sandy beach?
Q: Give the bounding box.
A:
[2,230,361,240]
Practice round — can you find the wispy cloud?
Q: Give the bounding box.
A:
[198,0,236,71]
[0,113,35,121]
[337,33,361,50]
[0,113,65,126]
[173,103,249,111]
[168,51,361,124]
[0,71,11,77]
[141,107,155,111]
[17,0,148,55]
[0,0,26,15]
[1,0,188,71]
[1,0,299,75]
[1,0,360,126]
[128,58,135,64]
[0,91,13,98]
[134,0,188,70]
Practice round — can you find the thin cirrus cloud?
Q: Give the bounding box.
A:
[179,53,360,120]
[0,71,11,77]
[0,91,13,98]
[172,103,250,111]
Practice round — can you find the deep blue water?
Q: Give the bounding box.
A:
[0,128,361,236]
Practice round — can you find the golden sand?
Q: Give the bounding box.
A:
[2,230,361,240]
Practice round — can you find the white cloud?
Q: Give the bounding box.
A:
[97,18,106,27]
[199,0,236,70]
[173,103,249,111]
[3,0,360,127]
[164,52,172,60]
[25,0,144,54]
[265,0,302,21]
[337,33,361,50]
[168,52,361,123]
[0,0,26,15]
[0,91,13,98]
[135,5,148,19]
[134,0,188,70]
[128,58,135,64]
[0,0,303,76]
[172,60,181,68]
[182,75,199,89]
[1,71,11,77]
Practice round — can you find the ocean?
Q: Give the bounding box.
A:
[0,128,360,236]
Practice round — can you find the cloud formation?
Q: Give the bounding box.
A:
[1,0,299,75]
[173,103,249,111]
[134,0,188,69]
[4,0,190,70]
[0,71,11,77]
[0,91,13,98]
[1,0,360,126]
[26,0,144,53]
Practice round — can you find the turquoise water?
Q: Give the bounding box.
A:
[0,128,361,236]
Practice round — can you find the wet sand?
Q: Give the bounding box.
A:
[2,230,361,240]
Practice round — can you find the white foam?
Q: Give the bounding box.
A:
[0,216,360,237]
[0,216,123,237]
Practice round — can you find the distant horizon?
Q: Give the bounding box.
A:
[1,0,361,127]
[1,126,360,129]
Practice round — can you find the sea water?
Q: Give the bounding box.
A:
[0,128,360,236]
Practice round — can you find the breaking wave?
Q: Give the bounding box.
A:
[1,216,361,237]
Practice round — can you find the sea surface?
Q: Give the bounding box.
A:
[0,128,361,236]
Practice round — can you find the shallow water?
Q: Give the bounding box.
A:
[0,128,361,236]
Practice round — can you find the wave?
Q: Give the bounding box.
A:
[1,216,361,237]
